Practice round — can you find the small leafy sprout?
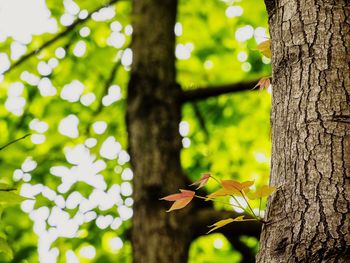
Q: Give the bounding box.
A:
[253,77,271,91]
[160,174,276,233]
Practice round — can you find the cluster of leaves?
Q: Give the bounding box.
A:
[161,173,275,233]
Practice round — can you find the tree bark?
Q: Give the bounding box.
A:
[258,0,350,262]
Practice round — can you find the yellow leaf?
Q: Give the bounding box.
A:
[207,216,245,234]
[207,218,234,234]
[257,39,271,58]
[233,215,245,221]
[247,185,276,200]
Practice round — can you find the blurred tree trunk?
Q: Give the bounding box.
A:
[258,0,350,262]
[126,0,192,262]
[126,0,263,262]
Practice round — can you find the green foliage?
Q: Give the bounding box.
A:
[0,237,13,260]
[189,234,242,263]
[0,191,28,204]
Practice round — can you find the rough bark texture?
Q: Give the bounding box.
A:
[127,0,193,262]
[258,0,350,262]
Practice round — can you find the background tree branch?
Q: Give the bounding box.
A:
[180,79,259,103]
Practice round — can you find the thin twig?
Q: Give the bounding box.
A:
[240,190,257,219]
[191,103,209,137]
[194,194,242,209]
[209,174,221,185]
[94,58,122,115]
[0,134,31,151]
[0,188,17,192]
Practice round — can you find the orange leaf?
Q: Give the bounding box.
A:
[207,216,245,234]
[256,39,271,58]
[221,180,254,193]
[207,180,254,199]
[206,188,232,199]
[160,189,195,212]
[247,185,276,200]
[190,173,211,190]
[254,77,271,91]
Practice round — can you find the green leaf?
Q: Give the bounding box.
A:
[247,185,276,200]
[0,192,27,204]
[0,238,13,260]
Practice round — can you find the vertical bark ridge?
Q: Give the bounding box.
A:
[258,0,350,262]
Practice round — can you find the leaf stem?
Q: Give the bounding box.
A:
[209,174,221,185]
[239,190,262,221]
[230,195,253,217]
[194,195,241,209]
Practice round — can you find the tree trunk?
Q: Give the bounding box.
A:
[127,0,193,262]
[258,0,350,262]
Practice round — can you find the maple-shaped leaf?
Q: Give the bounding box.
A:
[207,216,245,234]
[247,185,276,200]
[190,173,210,190]
[160,189,195,212]
[256,39,271,58]
[254,77,271,91]
[221,180,254,194]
